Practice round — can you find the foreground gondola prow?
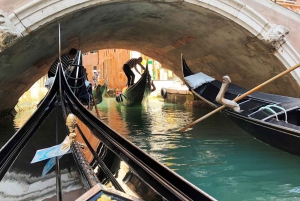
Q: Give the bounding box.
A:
[0,47,217,200]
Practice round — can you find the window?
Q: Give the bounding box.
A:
[101,62,104,80]
[89,50,98,54]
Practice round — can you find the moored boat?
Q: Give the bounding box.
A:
[181,54,300,157]
[93,81,108,104]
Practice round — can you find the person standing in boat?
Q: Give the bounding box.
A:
[92,70,100,88]
[47,48,78,78]
[123,57,146,86]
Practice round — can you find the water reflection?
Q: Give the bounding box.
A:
[2,97,300,201]
[0,107,84,201]
[0,170,83,201]
[116,104,148,134]
[13,108,38,130]
[97,98,300,201]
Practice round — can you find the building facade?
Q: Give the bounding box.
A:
[82,49,179,94]
[274,0,300,13]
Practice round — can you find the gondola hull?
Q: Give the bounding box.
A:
[224,110,300,155]
[99,82,107,98]
[92,82,107,104]
[181,54,300,157]
[117,66,149,107]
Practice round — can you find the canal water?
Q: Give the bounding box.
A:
[1,97,300,201]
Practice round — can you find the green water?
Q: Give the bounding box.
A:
[2,97,300,200]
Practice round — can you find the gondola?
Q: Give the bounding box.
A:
[99,81,108,98]
[116,65,150,107]
[181,54,300,157]
[0,52,216,200]
[93,81,108,105]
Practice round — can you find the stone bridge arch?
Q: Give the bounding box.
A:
[0,0,300,115]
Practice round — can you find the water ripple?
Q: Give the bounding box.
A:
[4,97,300,201]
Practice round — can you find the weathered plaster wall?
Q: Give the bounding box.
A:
[239,0,300,54]
[0,0,32,14]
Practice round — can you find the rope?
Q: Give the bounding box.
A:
[65,74,85,80]
[265,104,288,123]
[259,106,279,121]
[65,67,87,90]
[68,82,85,89]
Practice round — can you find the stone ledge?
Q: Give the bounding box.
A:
[163,91,214,109]
[183,100,214,109]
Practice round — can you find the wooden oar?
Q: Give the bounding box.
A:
[92,93,101,118]
[179,62,300,132]
[85,73,101,118]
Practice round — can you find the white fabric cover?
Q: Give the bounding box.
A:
[85,80,92,88]
[184,72,215,89]
[45,77,55,89]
